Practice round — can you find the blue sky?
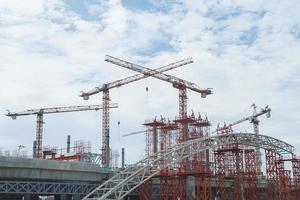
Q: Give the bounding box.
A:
[0,0,299,166]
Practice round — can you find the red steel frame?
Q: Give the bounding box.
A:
[214,150,226,200]
[276,156,292,200]
[292,156,300,199]
[159,119,177,200]
[265,149,278,199]
[143,112,211,200]
[139,180,152,200]
[244,149,257,200]
[195,174,211,200]
[232,148,244,200]
[277,169,291,200]
[140,114,299,200]
[292,156,300,186]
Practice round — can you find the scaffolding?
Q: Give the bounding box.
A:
[142,112,211,200]
[244,149,257,200]
[265,149,278,199]
[292,156,300,199]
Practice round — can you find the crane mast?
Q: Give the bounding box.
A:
[102,90,110,167]
[36,113,43,159]
[6,104,118,159]
[251,103,269,175]
[80,57,194,167]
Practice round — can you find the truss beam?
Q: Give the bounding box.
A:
[83,133,294,200]
[0,181,98,195]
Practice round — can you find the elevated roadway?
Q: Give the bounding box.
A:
[0,156,110,200]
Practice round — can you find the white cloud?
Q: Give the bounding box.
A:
[0,0,299,165]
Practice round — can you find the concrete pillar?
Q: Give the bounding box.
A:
[66,195,72,200]
[23,194,39,200]
[54,195,61,200]
[0,194,23,200]
[59,194,72,200]
[72,195,82,200]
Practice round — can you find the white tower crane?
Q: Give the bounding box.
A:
[215,104,271,174]
[80,57,194,167]
[6,104,118,159]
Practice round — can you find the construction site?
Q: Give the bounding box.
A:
[0,55,299,200]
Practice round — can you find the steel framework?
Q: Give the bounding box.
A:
[292,156,300,199]
[293,156,300,186]
[104,55,212,120]
[232,149,244,200]
[265,149,278,199]
[102,90,110,167]
[212,105,271,177]
[82,133,294,200]
[214,151,226,200]
[244,149,257,200]
[36,113,43,159]
[276,156,292,200]
[0,181,98,195]
[80,57,194,167]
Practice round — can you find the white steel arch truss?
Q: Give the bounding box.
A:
[82,133,294,200]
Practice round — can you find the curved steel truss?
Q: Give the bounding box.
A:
[82,133,294,200]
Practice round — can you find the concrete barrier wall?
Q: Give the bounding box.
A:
[0,156,108,182]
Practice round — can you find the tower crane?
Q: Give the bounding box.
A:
[79,57,194,167]
[6,104,118,159]
[105,55,212,119]
[104,55,212,143]
[215,104,271,174]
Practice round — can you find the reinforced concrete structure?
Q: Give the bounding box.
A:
[0,156,110,200]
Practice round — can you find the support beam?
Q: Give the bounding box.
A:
[0,181,98,195]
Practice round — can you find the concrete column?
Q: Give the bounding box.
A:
[54,194,72,200]
[66,195,72,200]
[72,195,82,200]
[54,195,61,200]
[23,194,39,200]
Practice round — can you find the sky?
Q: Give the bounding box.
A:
[0,0,299,165]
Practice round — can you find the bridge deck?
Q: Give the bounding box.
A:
[0,156,108,182]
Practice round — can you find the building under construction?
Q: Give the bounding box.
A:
[1,55,300,200]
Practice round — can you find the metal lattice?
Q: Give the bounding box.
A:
[102,90,110,167]
[0,181,98,195]
[83,133,294,200]
[36,113,43,159]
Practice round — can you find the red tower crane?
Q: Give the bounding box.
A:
[6,104,118,159]
[79,57,194,167]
